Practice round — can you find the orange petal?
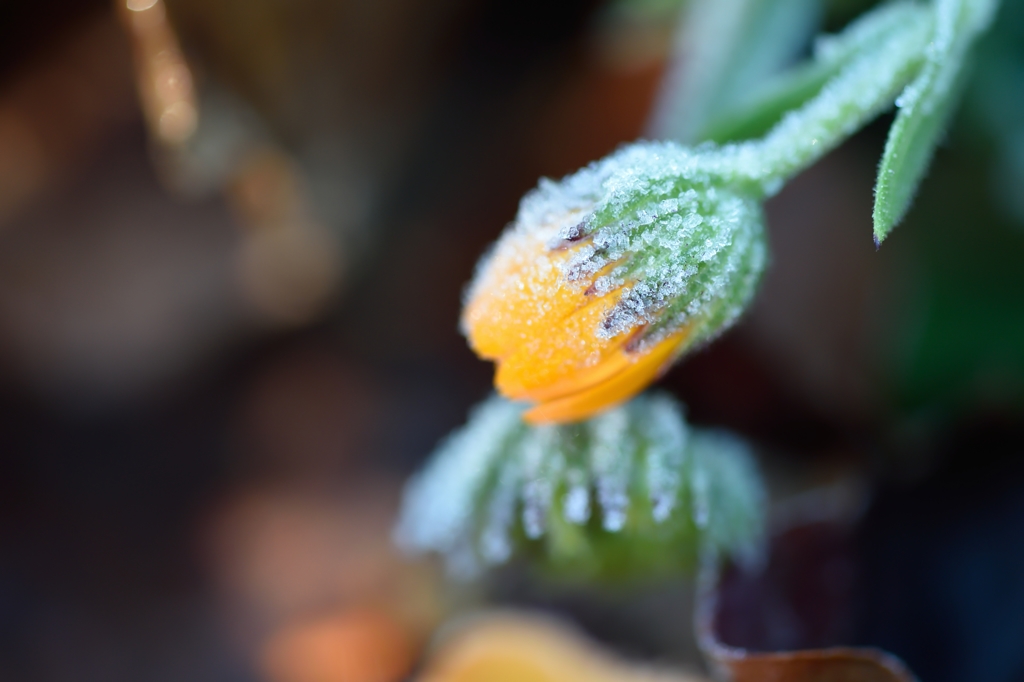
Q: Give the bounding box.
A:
[522,330,688,425]
[493,291,627,401]
[419,612,710,682]
[497,333,633,403]
[462,218,585,361]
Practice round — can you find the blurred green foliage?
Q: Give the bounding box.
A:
[882,0,1024,416]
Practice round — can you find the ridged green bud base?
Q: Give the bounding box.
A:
[395,393,765,583]
[528,142,769,353]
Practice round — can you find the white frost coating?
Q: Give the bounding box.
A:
[687,429,765,556]
[641,394,689,523]
[519,425,562,539]
[705,11,932,191]
[479,455,522,564]
[813,1,923,64]
[873,0,999,239]
[393,397,523,558]
[593,191,758,341]
[890,0,965,123]
[563,467,592,525]
[589,405,634,532]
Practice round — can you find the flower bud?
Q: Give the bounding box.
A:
[394,394,765,582]
[462,141,767,424]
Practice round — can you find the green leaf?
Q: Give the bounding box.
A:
[873,0,999,244]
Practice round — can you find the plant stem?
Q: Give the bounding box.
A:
[701,8,933,197]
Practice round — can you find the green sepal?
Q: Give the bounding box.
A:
[394,393,766,584]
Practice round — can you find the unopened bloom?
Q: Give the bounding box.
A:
[395,394,764,580]
[462,142,767,424]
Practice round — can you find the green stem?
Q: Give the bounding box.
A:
[702,1,931,144]
[701,7,933,197]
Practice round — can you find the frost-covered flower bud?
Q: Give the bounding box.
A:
[462,141,767,424]
[394,393,764,581]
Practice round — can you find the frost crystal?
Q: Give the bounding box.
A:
[589,407,634,532]
[562,467,592,525]
[642,394,689,523]
[520,425,562,539]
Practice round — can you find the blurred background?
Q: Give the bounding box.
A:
[1,0,1023,680]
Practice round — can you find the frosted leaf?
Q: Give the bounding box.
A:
[562,467,591,525]
[816,2,924,61]
[589,407,634,532]
[641,394,689,523]
[393,397,524,561]
[479,455,522,564]
[873,0,998,243]
[519,425,562,540]
[686,429,766,558]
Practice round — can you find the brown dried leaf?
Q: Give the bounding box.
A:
[696,520,917,682]
[701,644,916,682]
